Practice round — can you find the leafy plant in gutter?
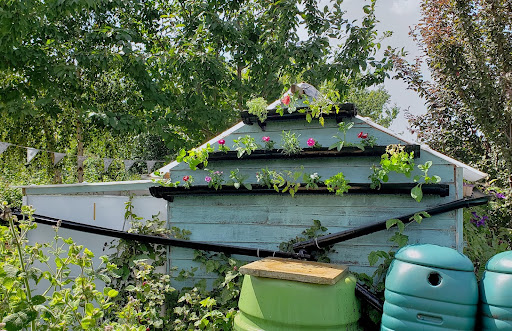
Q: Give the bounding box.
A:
[411,161,442,202]
[329,121,354,151]
[303,172,322,190]
[152,170,180,188]
[369,144,415,189]
[205,170,225,190]
[228,169,252,190]
[280,130,303,155]
[177,144,214,170]
[246,97,269,123]
[233,135,259,158]
[182,175,194,189]
[325,172,351,196]
[302,84,341,127]
[261,136,276,150]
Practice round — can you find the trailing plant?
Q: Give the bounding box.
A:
[302,84,341,126]
[233,135,259,158]
[279,219,335,263]
[411,161,442,202]
[228,169,252,190]
[325,172,351,196]
[280,131,302,156]
[255,168,303,197]
[369,145,415,190]
[246,97,268,122]
[177,144,214,170]
[205,170,225,190]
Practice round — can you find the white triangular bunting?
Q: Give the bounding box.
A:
[77,156,88,167]
[146,160,157,173]
[103,158,113,172]
[27,148,40,164]
[0,142,11,155]
[53,152,66,165]
[123,160,135,172]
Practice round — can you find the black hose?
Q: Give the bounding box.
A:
[292,195,491,251]
[10,209,312,260]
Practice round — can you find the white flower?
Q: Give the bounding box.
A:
[310,173,319,180]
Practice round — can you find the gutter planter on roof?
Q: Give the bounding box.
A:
[206,145,421,161]
[241,103,357,130]
[149,183,449,202]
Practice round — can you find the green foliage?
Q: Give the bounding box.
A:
[329,122,354,151]
[325,172,351,196]
[177,144,214,170]
[228,169,252,190]
[280,131,303,156]
[369,144,415,188]
[279,220,334,263]
[206,170,225,190]
[346,86,399,128]
[246,97,269,122]
[233,136,259,158]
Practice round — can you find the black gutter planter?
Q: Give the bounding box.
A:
[479,251,512,330]
[381,244,478,330]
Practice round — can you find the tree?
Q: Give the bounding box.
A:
[347,86,399,127]
[1,0,395,183]
[394,0,512,184]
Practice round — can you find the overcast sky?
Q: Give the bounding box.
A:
[335,0,427,139]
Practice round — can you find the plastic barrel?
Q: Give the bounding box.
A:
[479,251,512,330]
[381,244,478,330]
[234,273,360,330]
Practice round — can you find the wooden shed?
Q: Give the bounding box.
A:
[151,84,487,286]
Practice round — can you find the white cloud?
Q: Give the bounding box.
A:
[390,0,419,15]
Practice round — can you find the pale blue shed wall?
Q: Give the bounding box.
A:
[166,117,463,286]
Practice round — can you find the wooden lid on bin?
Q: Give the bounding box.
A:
[239,257,349,285]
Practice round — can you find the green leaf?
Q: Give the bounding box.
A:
[386,218,399,230]
[411,184,423,202]
[397,220,405,233]
[107,289,119,298]
[368,251,379,266]
[85,302,94,316]
[31,295,46,305]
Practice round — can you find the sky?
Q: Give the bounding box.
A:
[336,0,428,139]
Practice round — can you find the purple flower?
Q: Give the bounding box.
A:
[495,192,506,199]
[205,176,212,183]
[470,212,487,227]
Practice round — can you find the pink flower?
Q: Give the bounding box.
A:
[307,138,315,147]
[233,266,238,271]
[262,136,270,142]
[357,132,368,139]
[205,176,212,183]
[183,175,190,182]
[281,95,290,106]
[218,139,225,145]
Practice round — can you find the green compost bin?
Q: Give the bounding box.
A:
[381,244,478,330]
[233,258,360,330]
[479,251,512,330]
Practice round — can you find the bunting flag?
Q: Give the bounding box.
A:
[53,152,66,165]
[146,160,157,174]
[0,141,162,174]
[123,160,136,172]
[77,155,88,165]
[27,148,40,164]
[0,142,11,155]
[103,158,114,172]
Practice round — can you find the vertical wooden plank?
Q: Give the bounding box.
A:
[455,166,464,252]
[167,200,173,275]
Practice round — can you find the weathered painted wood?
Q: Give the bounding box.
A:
[22,180,155,195]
